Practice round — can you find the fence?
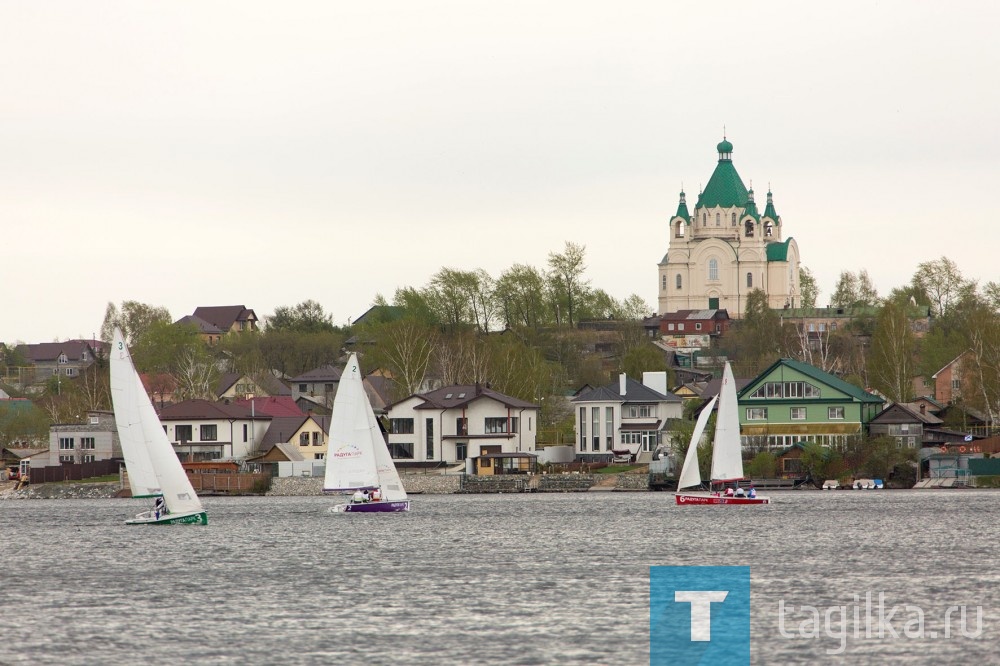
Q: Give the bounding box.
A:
[30,459,120,484]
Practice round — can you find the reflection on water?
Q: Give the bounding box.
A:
[2,491,996,664]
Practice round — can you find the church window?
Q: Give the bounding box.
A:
[661,275,667,291]
[715,213,720,227]
[702,213,706,226]
[708,259,718,281]
[746,272,753,288]
[765,221,773,237]
[675,274,682,289]
[675,220,684,237]
[731,212,737,226]
[745,220,754,237]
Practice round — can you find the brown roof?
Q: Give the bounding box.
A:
[397,384,537,411]
[191,305,257,331]
[290,365,343,383]
[158,399,261,420]
[18,340,101,363]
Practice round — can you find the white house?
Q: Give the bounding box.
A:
[386,384,538,466]
[571,372,684,462]
[45,410,121,466]
[157,399,270,460]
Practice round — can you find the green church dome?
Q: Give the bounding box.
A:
[717,138,733,154]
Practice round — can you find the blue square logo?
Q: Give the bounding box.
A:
[650,566,750,666]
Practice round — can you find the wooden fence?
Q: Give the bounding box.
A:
[29,459,120,484]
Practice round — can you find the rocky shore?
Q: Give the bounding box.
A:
[0,481,122,500]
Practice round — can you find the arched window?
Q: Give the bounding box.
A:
[661,275,667,291]
[675,274,682,289]
[715,212,720,227]
[731,212,737,226]
[702,212,707,226]
[747,272,753,288]
[675,220,684,238]
[765,221,773,237]
[745,220,754,237]
[708,259,718,281]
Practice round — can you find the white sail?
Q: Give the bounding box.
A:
[110,328,203,516]
[709,362,745,483]
[110,328,161,498]
[676,395,718,491]
[323,353,401,495]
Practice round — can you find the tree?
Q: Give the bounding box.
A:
[963,303,1000,424]
[100,300,172,346]
[745,451,777,479]
[798,267,819,308]
[0,401,50,448]
[266,300,335,333]
[131,321,205,374]
[370,319,438,398]
[622,343,669,382]
[722,289,785,376]
[912,256,976,318]
[547,241,590,327]
[830,270,878,308]
[868,300,916,402]
[494,264,548,330]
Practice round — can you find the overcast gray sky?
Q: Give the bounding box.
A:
[2,1,998,343]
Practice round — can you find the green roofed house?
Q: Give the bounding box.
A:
[738,358,884,450]
[657,138,800,318]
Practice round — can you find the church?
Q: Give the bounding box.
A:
[657,138,800,318]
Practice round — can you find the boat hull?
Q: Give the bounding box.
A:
[675,493,769,505]
[332,500,411,513]
[126,510,209,525]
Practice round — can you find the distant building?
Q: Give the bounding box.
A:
[15,339,105,387]
[659,309,731,348]
[45,410,121,467]
[176,305,259,344]
[658,138,800,318]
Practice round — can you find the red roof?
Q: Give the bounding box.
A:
[236,396,304,418]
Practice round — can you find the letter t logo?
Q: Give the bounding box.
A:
[674,590,729,641]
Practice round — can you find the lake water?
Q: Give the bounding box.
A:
[2,490,996,665]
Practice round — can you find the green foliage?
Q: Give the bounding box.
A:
[912,256,976,318]
[0,401,50,446]
[798,266,819,308]
[100,300,172,346]
[622,343,668,381]
[131,321,204,374]
[266,300,336,334]
[547,241,590,327]
[868,300,916,402]
[745,451,778,478]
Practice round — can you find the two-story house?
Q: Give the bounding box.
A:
[176,305,259,345]
[16,339,105,387]
[45,410,121,466]
[290,365,342,409]
[157,399,269,460]
[931,352,968,405]
[868,402,943,449]
[738,358,884,450]
[571,372,684,462]
[386,384,538,466]
[259,413,331,461]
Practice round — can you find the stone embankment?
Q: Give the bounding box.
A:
[0,482,121,500]
[266,474,463,496]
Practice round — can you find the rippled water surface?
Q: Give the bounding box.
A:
[2,490,997,664]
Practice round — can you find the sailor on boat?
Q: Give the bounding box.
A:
[748,486,757,499]
[724,487,735,497]
[352,489,366,503]
[154,496,166,520]
[371,487,382,502]
[735,487,746,497]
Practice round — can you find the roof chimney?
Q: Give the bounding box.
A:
[619,373,627,396]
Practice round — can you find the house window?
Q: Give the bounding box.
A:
[592,407,600,451]
[200,424,217,441]
[243,424,248,442]
[89,415,99,425]
[59,455,74,463]
[325,383,334,393]
[606,407,614,448]
[695,323,702,331]
[313,432,322,445]
[82,454,95,463]
[456,417,468,436]
[298,384,307,393]
[510,418,519,434]
[390,418,414,434]
[678,323,685,331]
[175,425,193,442]
[65,368,77,377]
[315,453,325,460]
[626,404,652,418]
[828,407,845,420]
[389,443,414,459]
[59,437,75,450]
[456,443,468,461]
[299,432,310,446]
[580,407,587,451]
[708,259,718,281]
[80,437,96,450]
[485,417,509,434]
[676,274,682,290]
[790,407,806,420]
[746,408,768,420]
[747,272,753,288]
[426,418,434,459]
[58,354,68,364]
[951,379,961,389]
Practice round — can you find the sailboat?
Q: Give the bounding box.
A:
[675,361,769,505]
[110,328,208,525]
[324,353,410,513]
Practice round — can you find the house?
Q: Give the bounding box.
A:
[931,352,968,405]
[15,339,105,387]
[472,451,538,476]
[2,446,48,480]
[216,372,290,401]
[258,413,330,462]
[571,372,684,462]
[45,411,121,467]
[386,384,538,467]
[177,305,259,344]
[659,309,731,347]
[290,365,342,408]
[157,399,269,460]
[738,358,884,450]
[868,402,944,449]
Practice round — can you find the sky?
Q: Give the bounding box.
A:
[2,1,998,343]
